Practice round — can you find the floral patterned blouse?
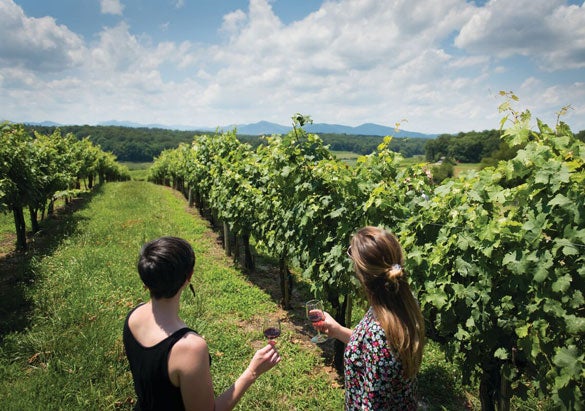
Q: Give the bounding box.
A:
[344,307,418,410]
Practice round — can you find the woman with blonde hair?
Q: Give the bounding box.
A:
[315,226,425,410]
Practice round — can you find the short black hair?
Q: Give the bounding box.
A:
[137,236,195,299]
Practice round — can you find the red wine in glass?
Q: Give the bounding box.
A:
[308,311,324,323]
[262,319,281,343]
[263,327,281,339]
[305,299,328,344]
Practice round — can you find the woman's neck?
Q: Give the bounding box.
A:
[149,295,184,331]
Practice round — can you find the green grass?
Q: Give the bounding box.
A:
[331,150,360,165]
[453,162,481,177]
[0,180,486,410]
[0,212,13,256]
[399,155,427,166]
[332,148,481,178]
[120,161,152,181]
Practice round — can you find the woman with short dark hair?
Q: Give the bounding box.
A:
[123,236,280,411]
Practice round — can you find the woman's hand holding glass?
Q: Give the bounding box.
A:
[245,343,281,380]
[312,310,353,344]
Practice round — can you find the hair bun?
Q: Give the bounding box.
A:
[382,264,402,292]
[388,264,403,279]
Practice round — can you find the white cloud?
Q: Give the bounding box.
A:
[0,0,85,72]
[455,0,585,70]
[520,77,543,91]
[1,0,584,133]
[198,0,494,128]
[448,55,490,69]
[90,22,142,72]
[0,66,38,89]
[100,0,124,16]
[519,77,585,126]
[220,9,247,36]
[541,3,585,70]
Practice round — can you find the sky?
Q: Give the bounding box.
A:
[1,0,584,134]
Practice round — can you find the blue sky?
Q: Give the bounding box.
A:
[1,0,584,134]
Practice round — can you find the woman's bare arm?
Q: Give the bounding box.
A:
[169,334,280,411]
[214,344,281,411]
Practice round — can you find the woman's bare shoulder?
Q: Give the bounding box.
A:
[175,331,207,349]
[176,331,208,355]
[168,331,210,383]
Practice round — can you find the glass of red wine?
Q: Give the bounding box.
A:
[306,299,328,344]
[262,318,281,344]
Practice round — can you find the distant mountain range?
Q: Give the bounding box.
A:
[221,121,436,138]
[22,119,437,138]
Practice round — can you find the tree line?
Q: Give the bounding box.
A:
[0,123,131,250]
[23,123,575,165]
[23,125,206,162]
[147,99,584,410]
[24,124,430,161]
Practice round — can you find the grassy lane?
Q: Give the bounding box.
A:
[0,181,344,410]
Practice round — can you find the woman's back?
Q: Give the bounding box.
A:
[344,308,417,410]
[123,304,197,410]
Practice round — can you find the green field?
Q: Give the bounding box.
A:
[331,150,360,165]
[453,162,481,177]
[331,151,480,178]
[120,161,152,181]
[0,181,478,410]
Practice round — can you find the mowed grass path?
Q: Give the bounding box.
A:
[0,181,344,410]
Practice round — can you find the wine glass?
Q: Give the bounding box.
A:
[306,299,328,344]
[262,318,281,344]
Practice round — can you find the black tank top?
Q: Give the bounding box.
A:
[123,306,201,411]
